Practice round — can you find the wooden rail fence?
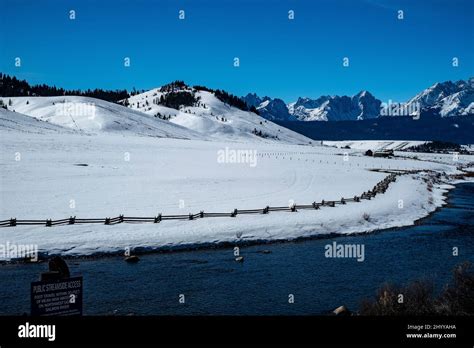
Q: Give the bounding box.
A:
[0,173,399,228]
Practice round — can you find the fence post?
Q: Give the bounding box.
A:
[68,216,76,225]
[46,219,52,227]
[200,211,204,218]
[189,213,193,220]
[105,218,110,225]
[154,214,162,223]
[10,218,17,227]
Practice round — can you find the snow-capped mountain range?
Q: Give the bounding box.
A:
[243,91,383,122]
[243,77,474,122]
[288,91,381,121]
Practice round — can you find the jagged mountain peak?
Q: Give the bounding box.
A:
[288,91,381,122]
[353,90,376,99]
[242,93,295,122]
[407,77,474,117]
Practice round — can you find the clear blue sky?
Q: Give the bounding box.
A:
[1,0,473,102]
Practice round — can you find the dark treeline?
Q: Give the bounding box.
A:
[405,140,469,153]
[1,73,259,113]
[0,73,129,103]
[194,85,259,115]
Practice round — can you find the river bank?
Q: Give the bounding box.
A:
[1,182,473,315]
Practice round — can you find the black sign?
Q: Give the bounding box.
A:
[31,276,83,316]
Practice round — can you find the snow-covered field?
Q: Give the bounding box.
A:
[0,96,473,260]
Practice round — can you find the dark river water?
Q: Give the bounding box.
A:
[1,183,473,315]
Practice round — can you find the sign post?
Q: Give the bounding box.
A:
[31,276,83,316]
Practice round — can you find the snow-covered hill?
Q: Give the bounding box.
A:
[126,87,311,144]
[0,91,312,144]
[0,96,204,139]
[0,108,74,134]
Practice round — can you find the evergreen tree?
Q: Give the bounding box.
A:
[250,105,260,115]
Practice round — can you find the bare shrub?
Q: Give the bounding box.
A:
[359,262,474,315]
[437,262,474,315]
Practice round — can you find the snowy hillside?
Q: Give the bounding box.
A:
[0,96,204,139]
[126,86,311,144]
[0,108,74,134]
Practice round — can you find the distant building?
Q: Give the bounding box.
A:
[373,149,394,158]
